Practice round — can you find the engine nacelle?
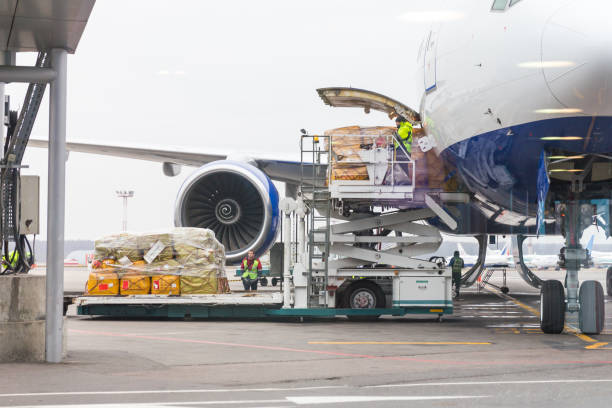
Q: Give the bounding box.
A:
[174,161,280,264]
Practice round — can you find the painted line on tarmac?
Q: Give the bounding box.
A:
[307,341,492,345]
[368,378,612,388]
[8,400,286,407]
[67,329,612,367]
[286,395,486,404]
[483,284,609,349]
[68,329,474,365]
[0,386,345,398]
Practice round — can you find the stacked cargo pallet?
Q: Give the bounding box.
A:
[86,228,229,296]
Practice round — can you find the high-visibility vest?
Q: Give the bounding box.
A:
[242,259,259,279]
[395,121,413,154]
[450,256,464,275]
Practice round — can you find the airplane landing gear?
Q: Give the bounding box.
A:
[543,201,606,335]
[579,280,605,334]
[540,280,565,334]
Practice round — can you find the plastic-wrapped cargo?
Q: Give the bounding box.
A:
[325,126,395,181]
[325,125,452,189]
[87,228,226,296]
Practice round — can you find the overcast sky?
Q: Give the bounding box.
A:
[8,0,606,246]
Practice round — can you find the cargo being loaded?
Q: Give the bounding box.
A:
[74,88,461,320]
[86,228,228,296]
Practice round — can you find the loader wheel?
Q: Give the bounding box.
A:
[540,280,565,334]
[345,280,385,321]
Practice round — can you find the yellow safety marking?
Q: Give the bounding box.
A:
[483,284,608,349]
[585,342,609,350]
[308,341,491,345]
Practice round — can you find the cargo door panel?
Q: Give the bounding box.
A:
[317,87,420,125]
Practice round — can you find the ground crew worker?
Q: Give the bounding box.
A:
[393,116,413,183]
[2,250,19,268]
[241,250,262,291]
[449,250,464,297]
[395,116,413,156]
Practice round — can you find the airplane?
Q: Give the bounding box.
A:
[449,243,477,267]
[584,235,612,268]
[29,0,612,334]
[484,242,514,267]
[63,250,94,267]
[449,241,513,268]
[521,237,559,269]
[522,252,559,270]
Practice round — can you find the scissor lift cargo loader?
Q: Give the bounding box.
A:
[75,132,457,320]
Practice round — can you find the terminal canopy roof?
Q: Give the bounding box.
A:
[317,87,421,125]
[0,0,95,53]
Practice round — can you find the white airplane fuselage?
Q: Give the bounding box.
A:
[417,0,612,230]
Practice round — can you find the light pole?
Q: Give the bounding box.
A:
[116,190,134,232]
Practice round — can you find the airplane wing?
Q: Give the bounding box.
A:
[28,138,307,184]
[28,138,226,167]
[29,87,418,185]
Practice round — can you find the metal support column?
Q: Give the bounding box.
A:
[280,197,296,308]
[46,48,67,363]
[0,51,13,160]
[564,201,582,313]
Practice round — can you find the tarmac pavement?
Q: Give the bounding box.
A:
[3,267,612,407]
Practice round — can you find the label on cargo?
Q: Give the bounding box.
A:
[118,256,133,266]
[99,283,108,290]
[144,240,166,263]
[122,280,129,290]
[153,280,160,290]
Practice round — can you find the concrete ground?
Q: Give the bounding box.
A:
[4,267,612,407]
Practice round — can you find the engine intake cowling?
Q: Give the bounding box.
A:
[174,161,279,264]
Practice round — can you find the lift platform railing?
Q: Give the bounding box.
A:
[300,133,332,307]
[326,132,416,189]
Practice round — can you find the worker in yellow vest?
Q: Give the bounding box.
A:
[2,250,20,268]
[393,116,413,184]
[449,250,464,297]
[395,116,413,155]
[241,250,262,291]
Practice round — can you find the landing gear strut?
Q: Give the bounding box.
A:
[540,201,605,334]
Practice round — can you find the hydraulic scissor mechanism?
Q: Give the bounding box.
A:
[539,201,605,334]
[325,207,444,271]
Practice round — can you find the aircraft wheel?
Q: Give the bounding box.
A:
[345,280,384,321]
[540,280,565,334]
[606,267,612,296]
[579,280,605,334]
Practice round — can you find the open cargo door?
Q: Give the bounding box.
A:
[317,87,420,125]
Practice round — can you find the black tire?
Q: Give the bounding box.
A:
[260,277,268,287]
[271,277,278,287]
[501,286,509,294]
[606,267,612,296]
[345,280,385,321]
[540,280,565,334]
[579,280,605,334]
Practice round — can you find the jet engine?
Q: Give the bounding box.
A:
[174,161,280,264]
